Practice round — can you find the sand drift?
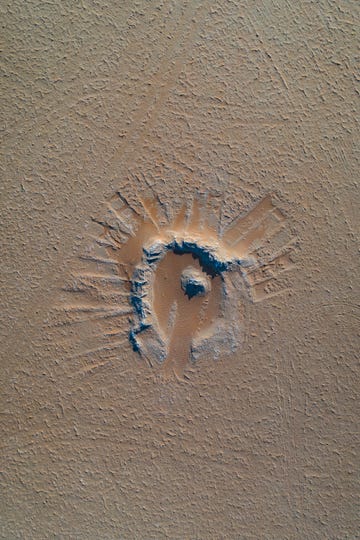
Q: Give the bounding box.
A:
[59,191,296,380]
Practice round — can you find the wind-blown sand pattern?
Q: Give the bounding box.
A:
[3,1,359,537]
[57,190,296,380]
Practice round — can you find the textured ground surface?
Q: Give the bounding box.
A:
[1,1,359,538]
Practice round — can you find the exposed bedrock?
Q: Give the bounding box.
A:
[129,236,246,371]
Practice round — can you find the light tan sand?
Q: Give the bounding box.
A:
[2,1,359,538]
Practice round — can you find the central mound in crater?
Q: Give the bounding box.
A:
[180,266,211,299]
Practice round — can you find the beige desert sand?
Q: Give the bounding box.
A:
[1,1,359,538]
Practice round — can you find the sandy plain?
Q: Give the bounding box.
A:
[1,1,359,538]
